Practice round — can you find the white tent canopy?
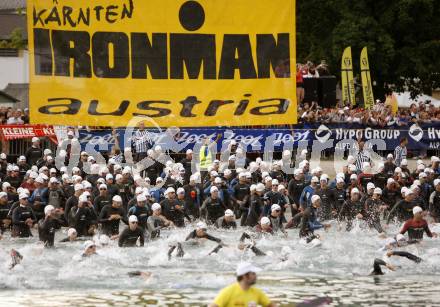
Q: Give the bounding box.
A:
[395,92,440,108]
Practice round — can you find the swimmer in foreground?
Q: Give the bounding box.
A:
[370,251,422,275]
[209,262,275,307]
[399,206,437,242]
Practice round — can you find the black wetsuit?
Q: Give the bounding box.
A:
[118,226,145,247]
[338,200,365,231]
[12,205,36,237]
[99,205,127,236]
[161,198,186,227]
[371,251,421,275]
[185,230,222,243]
[93,195,112,215]
[183,184,200,218]
[38,216,63,247]
[201,197,226,225]
[364,198,385,233]
[215,216,237,229]
[400,218,433,241]
[315,187,335,220]
[69,205,98,236]
[65,195,79,223]
[233,182,250,221]
[288,179,306,205]
[239,232,266,256]
[245,194,264,227]
[373,171,388,190]
[127,205,151,229]
[387,200,416,223]
[332,187,346,215]
[299,206,322,239]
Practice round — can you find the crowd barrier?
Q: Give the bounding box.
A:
[2,124,440,160]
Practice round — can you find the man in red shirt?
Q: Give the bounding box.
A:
[400,206,438,241]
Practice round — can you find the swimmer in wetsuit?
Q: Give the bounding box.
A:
[299,195,331,243]
[237,232,266,256]
[9,249,23,269]
[118,215,145,247]
[370,251,422,275]
[399,206,437,242]
[168,222,224,259]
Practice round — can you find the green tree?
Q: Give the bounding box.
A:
[297,0,440,99]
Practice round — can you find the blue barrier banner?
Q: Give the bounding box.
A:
[78,123,440,153]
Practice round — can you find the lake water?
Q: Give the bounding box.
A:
[1,221,439,306]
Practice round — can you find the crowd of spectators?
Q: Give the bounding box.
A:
[298,99,438,127]
[0,107,29,125]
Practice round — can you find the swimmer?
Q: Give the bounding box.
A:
[38,205,63,247]
[238,232,266,256]
[118,215,145,247]
[81,240,97,258]
[215,209,237,229]
[168,222,224,259]
[59,228,78,243]
[299,195,331,243]
[9,249,23,270]
[399,206,438,242]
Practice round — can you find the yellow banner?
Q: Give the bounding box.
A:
[341,47,356,106]
[27,0,296,127]
[360,47,374,109]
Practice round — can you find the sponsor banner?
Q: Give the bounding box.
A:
[360,47,374,109]
[28,0,297,127]
[78,123,440,153]
[341,47,356,106]
[0,125,56,141]
[78,127,310,153]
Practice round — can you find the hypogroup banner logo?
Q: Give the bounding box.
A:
[28,0,297,127]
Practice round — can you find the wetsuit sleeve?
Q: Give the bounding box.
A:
[89,206,98,223]
[206,233,222,243]
[120,208,128,225]
[185,230,196,241]
[386,202,400,223]
[200,199,208,220]
[250,245,266,256]
[337,202,347,221]
[390,251,422,263]
[30,208,37,222]
[93,197,100,213]
[239,232,251,242]
[399,220,410,235]
[424,223,433,237]
[98,206,111,223]
[299,210,310,234]
[118,228,128,247]
[139,229,144,246]
[372,258,387,275]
